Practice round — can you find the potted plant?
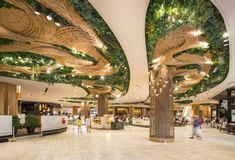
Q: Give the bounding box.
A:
[25,115,40,134]
[12,115,20,135]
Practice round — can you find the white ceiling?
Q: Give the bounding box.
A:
[89,0,150,103]
[0,76,87,106]
[1,0,235,104]
[196,0,235,101]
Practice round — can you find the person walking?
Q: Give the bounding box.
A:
[190,116,202,139]
[86,117,91,133]
[77,117,82,133]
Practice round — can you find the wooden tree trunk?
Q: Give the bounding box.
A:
[150,65,174,143]
[98,94,109,116]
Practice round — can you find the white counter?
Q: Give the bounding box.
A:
[41,116,68,132]
[0,115,12,136]
[132,117,150,126]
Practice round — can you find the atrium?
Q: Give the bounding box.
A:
[0,0,235,160]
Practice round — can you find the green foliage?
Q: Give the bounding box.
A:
[68,0,130,94]
[173,76,185,83]
[12,115,20,129]
[146,0,229,99]
[25,115,40,128]
[0,52,55,67]
[25,0,70,25]
[0,38,15,45]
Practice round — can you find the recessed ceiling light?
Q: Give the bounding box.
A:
[191,30,202,36]
[34,11,41,15]
[223,32,229,38]
[46,69,51,74]
[223,39,229,42]
[46,15,53,21]
[55,22,61,26]
[224,43,229,47]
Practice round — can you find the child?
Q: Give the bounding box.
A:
[76,117,82,133]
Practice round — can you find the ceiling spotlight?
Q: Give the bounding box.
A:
[46,69,51,74]
[56,63,63,67]
[191,30,202,36]
[116,94,121,98]
[152,57,161,63]
[223,32,229,38]
[34,11,41,15]
[224,43,229,47]
[100,76,105,80]
[95,94,99,98]
[213,67,218,73]
[199,41,209,49]
[46,15,53,21]
[55,22,61,26]
[224,39,229,42]
[200,72,206,76]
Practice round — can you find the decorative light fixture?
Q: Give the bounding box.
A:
[89,75,92,78]
[95,94,99,98]
[100,76,105,80]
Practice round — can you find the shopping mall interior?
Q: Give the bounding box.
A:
[0,0,235,159]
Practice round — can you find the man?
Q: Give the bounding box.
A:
[190,116,202,139]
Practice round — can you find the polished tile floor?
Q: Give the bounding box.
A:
[1,125,235,160]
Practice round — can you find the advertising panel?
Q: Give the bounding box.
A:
[0,115,12,136]
[41,116,68,131]
[231,110,235,122]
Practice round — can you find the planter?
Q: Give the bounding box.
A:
[26,127,36,135]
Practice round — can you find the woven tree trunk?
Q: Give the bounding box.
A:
[98,94,109,116]
[150,65,174,143]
